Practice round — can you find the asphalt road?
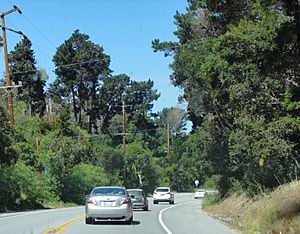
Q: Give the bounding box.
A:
[0,193,236,234]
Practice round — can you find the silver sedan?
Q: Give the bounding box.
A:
[85,186,133,224]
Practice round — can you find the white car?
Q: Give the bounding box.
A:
[194,190,206,199]
[85,186,133,224]
[153,187,174,204]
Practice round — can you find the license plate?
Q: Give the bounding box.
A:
[104,201,113,206]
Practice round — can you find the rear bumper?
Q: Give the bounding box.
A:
[153,195,174,202]
[132,202,147,209]
[153,199,172,202]
[86,205,132,220]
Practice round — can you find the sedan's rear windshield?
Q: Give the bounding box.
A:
[92,187,125,196]
[128,191,143,196]
[156,188,169,192]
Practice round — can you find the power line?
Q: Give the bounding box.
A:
[18,127,162,144]
[22,14,57,51]
[6,40,210,76]
[6,59,107,76]
[21,13,71,63]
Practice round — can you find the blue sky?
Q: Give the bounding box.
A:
[0,0,188,112]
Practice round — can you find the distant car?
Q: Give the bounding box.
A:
[194,190,206,199]
[85,186,133,224]
[153,187,174,204]
[127,189,149,211]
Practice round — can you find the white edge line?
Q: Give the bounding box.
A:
[158,201,193,234]
[0,206,83,221]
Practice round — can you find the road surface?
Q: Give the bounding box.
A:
[0,193,236,234]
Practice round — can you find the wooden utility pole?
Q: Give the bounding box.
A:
[122,101,126,147]
[121,101,133,147]
[0,5,24,128]
[167,123,170,154]
[1,15,13,127]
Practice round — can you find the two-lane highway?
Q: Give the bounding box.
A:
[0,193,236,234]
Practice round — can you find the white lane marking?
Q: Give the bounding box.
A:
[0,206,83,221]
[159,201,193,234]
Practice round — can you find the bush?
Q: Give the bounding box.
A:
[62,163,110,204]
[202,175,220,190]
[0,162,42,211]
[202,193,221,208]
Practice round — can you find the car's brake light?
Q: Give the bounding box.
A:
[87,199,94,205]
[120,199,129,205]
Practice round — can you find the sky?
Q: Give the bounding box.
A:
[0,0,189,113]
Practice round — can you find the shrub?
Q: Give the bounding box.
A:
[62,163,110,204]
[0,162,42,211]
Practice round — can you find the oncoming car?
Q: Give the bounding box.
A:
[85,186,133,224]
[153,187,174,204]
[194,190,206,199]
[127,189,149,211]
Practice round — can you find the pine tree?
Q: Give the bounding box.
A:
[9,37,46,116]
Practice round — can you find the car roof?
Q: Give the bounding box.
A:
[127,189,143,191]
[155,187,170,189]
[92,186,126,189]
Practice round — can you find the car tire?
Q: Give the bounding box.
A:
[153,201,158,204]
[125,216,133,225]
[170,200,174,204]
[85,217,93,225]
[143,205,149,211]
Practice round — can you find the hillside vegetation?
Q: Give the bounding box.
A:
[204,180,300,233]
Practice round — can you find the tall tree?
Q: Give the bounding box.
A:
[9,38,46,116]
[98,74,130,133]
[157,107,187,138]
[51,30,111,132]
[153,0,300,194]
[123,79,160,129]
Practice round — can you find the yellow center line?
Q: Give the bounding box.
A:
[40,216,84,234]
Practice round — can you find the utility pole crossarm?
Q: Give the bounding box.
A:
[0,82,23,91]
[0,25,27,38]
[0,5,22,17]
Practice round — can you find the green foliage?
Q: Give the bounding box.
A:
[202,175,220,190]
[0,106,17,164]
[153,0,300,196]
[0,162,41,211]
[63,164,110,204]
[202,193,221,208]
[122,142,158,194]
[5,0,300,212]
[9,38,46,116]
[51,29,111,133]
[92,145,124,184]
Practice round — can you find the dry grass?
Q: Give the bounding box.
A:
[203,181,300,233]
